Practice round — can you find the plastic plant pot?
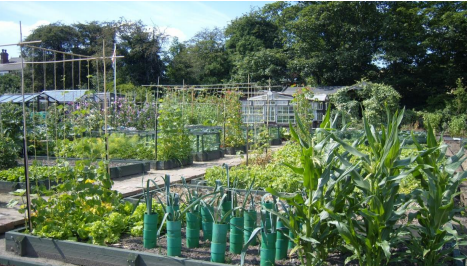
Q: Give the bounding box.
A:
[186,212,200,248]
[143,213,158,249]
[201,206,214,241]
[166,220,182,256]
[260,231,277,266]
[211,223,228,263]
[244,210,258,246]
[275,219,289,260]
[229,217,244,254]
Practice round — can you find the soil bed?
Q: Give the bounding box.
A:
[114,228,300,266]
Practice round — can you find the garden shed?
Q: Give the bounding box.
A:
[242,90,329,127]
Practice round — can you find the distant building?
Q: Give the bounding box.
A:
[242,89,330,128]
[0,49,22,76]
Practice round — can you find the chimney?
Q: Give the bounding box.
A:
[1,49,9,64]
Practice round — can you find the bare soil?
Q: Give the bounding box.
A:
[115,227,300,266]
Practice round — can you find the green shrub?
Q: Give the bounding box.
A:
[0,138,18,170]
[422,111,443,133]
[448,115,466,137]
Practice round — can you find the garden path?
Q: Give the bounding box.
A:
[112,154,245,197]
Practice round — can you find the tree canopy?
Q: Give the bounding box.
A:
[2,1,465,111]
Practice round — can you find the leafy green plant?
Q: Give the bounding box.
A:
[24,160,133,245]
[157,91,192,161]
[448,114,466,137]
[223,90,244,148]
[406,122,467,265]
[205,141,302,192]
[0,137,18,170]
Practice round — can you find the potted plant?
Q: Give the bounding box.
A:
[229,174,255,254]
[241,193,278,266]
[154,175,215,256]
[142,179,160,249]
[200,181,237,263]
[181,176,201,248]
[244,191,258,246]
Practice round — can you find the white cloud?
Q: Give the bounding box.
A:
[163,27,187,42]
[0,20,50,57]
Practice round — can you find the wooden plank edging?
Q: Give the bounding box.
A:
[5,229,224,266]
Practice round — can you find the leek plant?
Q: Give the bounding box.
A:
[406,122,467,265]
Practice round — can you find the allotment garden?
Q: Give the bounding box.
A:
[1,85,466,266]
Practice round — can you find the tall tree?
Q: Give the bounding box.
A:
[116,19,168,86]
[166,28,230,85]
[225,9,285,84]
[288,2,381,85]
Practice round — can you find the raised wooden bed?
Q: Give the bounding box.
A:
[0,180,58,193]
[223,146,246,155]
[192,150,224,162]
[5,228,221,266]
[269,138,282,146]
[152,157,193,170]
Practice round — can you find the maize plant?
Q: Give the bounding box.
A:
[329,108,417,266]
[406,122,467,265]
[266,108,357,266]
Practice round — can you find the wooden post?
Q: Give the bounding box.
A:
[155,77,159,162]
[43,50,46,91]
[246,75,250,166]
[103,40,109,173]
[72,55,74,89]
[19,21,33,232]
[54,52,56,90]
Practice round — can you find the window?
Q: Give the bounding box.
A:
[316,113,323,121]
[318,102,323,110]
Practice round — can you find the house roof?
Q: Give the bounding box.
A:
[0,57,23,72]
[310,94,328,101]
[42,90,89,103]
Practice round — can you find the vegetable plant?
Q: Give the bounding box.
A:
[406,122,467,265]
[263,108,356,266]
[329,108,417,266]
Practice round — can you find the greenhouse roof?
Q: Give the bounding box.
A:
[42,90,89,103]
[0,93,42,103]
[247,91,294,101]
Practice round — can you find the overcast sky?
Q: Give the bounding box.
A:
[0,1,273,57]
